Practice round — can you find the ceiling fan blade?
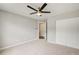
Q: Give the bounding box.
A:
[27,5,38,11]
[30,12,37,15]
[39,3,47,11]
[41,11,51,13]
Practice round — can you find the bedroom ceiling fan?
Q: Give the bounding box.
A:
[27,3,51,16]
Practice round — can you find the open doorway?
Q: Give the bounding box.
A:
[39,20,47,40]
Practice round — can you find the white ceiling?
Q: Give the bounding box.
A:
[0,3,79,20]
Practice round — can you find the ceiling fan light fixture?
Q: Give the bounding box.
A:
[36,12,42,16]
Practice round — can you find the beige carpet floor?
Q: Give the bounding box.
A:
[0,40,79,55]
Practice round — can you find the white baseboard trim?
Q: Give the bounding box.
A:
[48,40,79,49]
[55,42,79,49]
[47,40,56,44]
[0,40,34,51]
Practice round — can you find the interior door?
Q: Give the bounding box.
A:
[39,20,47,40]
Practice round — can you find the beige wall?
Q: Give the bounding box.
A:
[56,17,79,49]
[48,10,79,49]
[0,10,36,49]
[47,18,56,43]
